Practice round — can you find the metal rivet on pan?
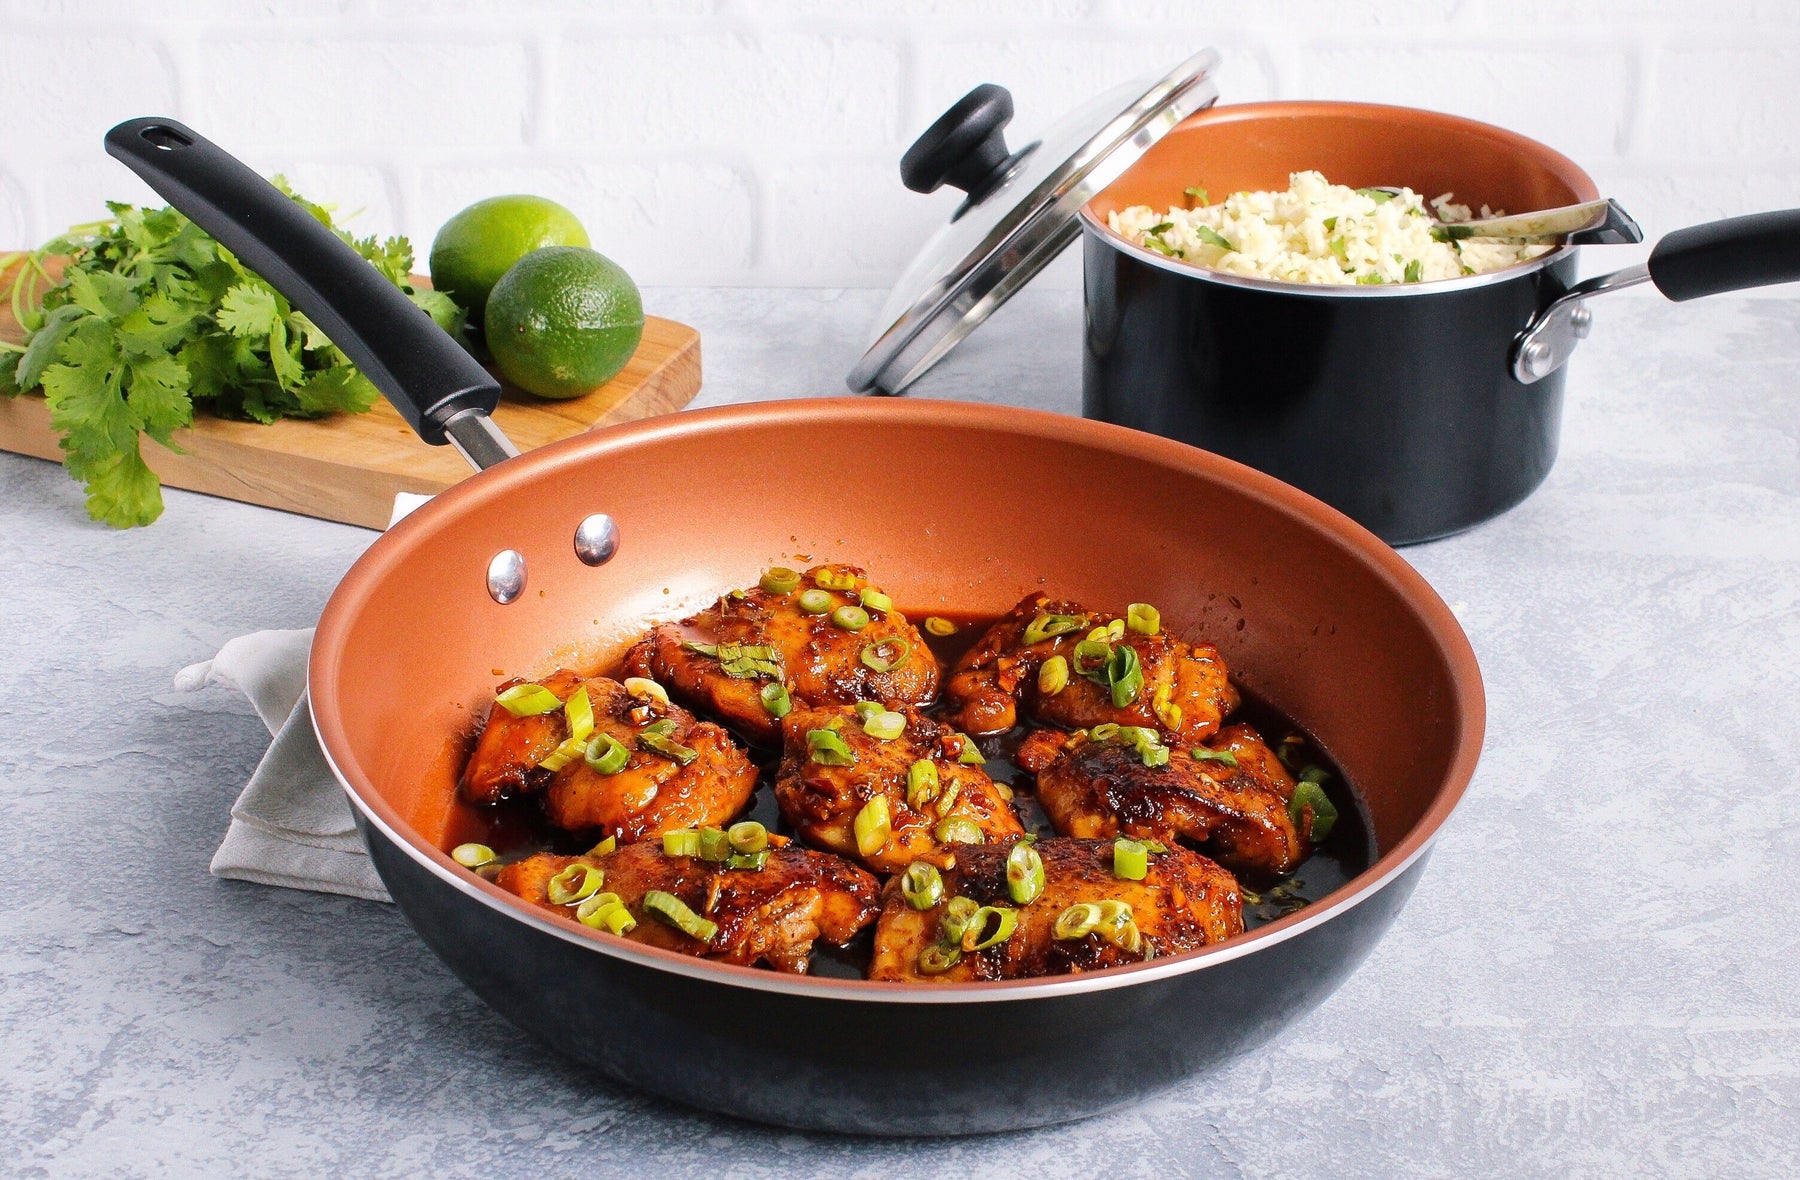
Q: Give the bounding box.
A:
[486,549,527,604]
[573,514,620,567]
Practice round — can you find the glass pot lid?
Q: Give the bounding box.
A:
[847,49,1221,395]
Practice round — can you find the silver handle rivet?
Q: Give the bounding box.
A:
[574,514,620,567]
[486,549,527,604]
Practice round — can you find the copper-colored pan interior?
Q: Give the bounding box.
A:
[1087,100,1598,228]
[311,399,1484,982]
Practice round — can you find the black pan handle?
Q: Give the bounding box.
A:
[103,117,502,450]
[1648,208,1800,301]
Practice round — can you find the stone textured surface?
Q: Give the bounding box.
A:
[3,286,1799,1176]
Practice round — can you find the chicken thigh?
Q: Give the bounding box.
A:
[462,670,757,841]
[493,840,879,974]
[775,702,1024,874]
[624,563,940,746]
[868,837,1243,982]
[943,593,1236,741]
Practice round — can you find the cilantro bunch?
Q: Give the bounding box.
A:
[0,181,462,527]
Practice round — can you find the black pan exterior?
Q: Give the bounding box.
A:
[1082,231,1581,545]
[365,817,1428,1135]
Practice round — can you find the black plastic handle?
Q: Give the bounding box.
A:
[900,84,1015,202]
[1649,208,1800,302]
[103,117,499,446]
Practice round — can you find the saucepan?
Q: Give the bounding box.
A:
[853,51,1800,544]
[108,116,1484,1133]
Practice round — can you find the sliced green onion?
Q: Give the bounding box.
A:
[1071,637,1111,677]
[1152,684,1182,731]
[1141,839,1169,853]
[853,796,891,857]
[562,687,595,743]
[1109,919,1144,954]
[1126,603,1161,636]
[537,734,588,772]
[1054,902,1102,939]
[1290,780,1339,841]
[727,821,768,854]
[643,889,718,943]
[862,710,906,740]
[1106,644,1144,707]
[1006,842,1045,906]
[587,835,617,857]
[1096,899,1133,928]
[1089,723,1121,743]
[1300,764,1331,785]
[831,605,871,631]
[643,717,680,737]
[955,735,985,765]
[814,567,858,591]
[451,842,496,869]
[1022,612,1088,645]
[934,815,983,845]
[1114,837,1149,881]
[1140,742,1170,768]
[1193,225,1234,251]
[854,700,885,723]
[906,759,940,810]
[798,589,834,614]
[942,896,979,943]
[859,637,911,672]
[585,732,630,775]
[1038,654,1069,697]
[662,829,701,857]
[807,728,857,766]
[759,682,792,718]
[1190,747,1239,768]
[623,677,671,707]
[934,778,962,817]
[759,566,801,594]
[858,588,893,613]
[725,850,769,871]
[917,943,962,975]
[698,826,731,863]
[494,683,560,717]
[959,905,1018,952]
[547,862,604,905]
[639,731,699,766]
[924,616,957,636]
[901,861,945,910]
[578,893,635,934]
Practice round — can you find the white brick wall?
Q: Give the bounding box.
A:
[1,0,1796,289]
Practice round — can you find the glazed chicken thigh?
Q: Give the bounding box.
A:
[775,703,1024,874]
[462,670,757,841]
[868,837,1243,983]
[1022,722,1308,877]
[625,563,940,746]
[495,841,879,974]
[943,593,1236,741]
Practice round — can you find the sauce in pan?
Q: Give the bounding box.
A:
[442,608,1375,974]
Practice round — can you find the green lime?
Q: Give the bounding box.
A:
[485,246,644,400]
[428,195,590,320]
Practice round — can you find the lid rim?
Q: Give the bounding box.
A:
[849,49,1224,394]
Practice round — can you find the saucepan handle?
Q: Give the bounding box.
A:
[1512,207,1800,384]
[103,117,513,465]
[1647,209,1800,301]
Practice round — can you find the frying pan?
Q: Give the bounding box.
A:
[107,117,1486,1134]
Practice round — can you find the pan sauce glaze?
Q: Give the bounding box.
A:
[442,608,1374,977]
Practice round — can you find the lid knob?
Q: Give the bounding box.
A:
[901,84,1016,203]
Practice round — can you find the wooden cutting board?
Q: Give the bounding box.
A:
[0,255,700,528]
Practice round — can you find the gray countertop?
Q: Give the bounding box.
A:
[4,286,1798,1177]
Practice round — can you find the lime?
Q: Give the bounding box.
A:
[428,195,590,320]
[485,247,644,400]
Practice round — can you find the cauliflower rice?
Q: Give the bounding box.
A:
[1107,171,1551,286]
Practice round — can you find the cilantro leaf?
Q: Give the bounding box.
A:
[4,181,456,526]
